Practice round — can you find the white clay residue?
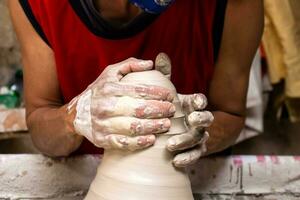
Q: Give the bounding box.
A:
[74,89,93,141]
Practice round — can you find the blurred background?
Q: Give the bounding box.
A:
[0,0,300,156]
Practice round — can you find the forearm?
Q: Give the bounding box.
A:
[27,105,83,157]
[205,111,245,155]
[205,0,264,154]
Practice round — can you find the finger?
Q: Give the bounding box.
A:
[178,94,208,114]
[188,111,214,127]
[115,58,154,80]
[102,82,174,101]
[191,93,208,110]
[178,94,193,114]
[93,117,171,136]
[172,134,209,168]
[166,129,206,152]
[134,99,176,118]
[173,146,205,168]
[95,134,156,151]
[92,96,176,119]
[155,53,171,79]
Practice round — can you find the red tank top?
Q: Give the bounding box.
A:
[22,0,217,154]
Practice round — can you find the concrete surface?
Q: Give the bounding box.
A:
[0,155,99,199]
[1,155,300,199]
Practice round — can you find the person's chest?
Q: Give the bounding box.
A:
[41,0,216,102]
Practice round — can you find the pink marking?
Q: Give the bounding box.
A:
[256,156,266,163]
[293,156,300,162]
[270,156,279,164]
[233,156,243,167]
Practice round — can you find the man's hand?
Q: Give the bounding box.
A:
[155,53,214,167]
[167,94,214,168]
[68,58,175,151]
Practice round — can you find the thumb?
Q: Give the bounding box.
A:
[178,93,208,114]
[108,58,154,81]
[155,53,172,80]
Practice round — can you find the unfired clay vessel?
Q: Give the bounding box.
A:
[85,70,194,200]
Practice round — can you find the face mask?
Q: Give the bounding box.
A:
[129,0,175,14]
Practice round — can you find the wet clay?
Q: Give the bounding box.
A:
[85,70,194,200]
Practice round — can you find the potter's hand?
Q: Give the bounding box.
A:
[68,58,175,151]
[154,53,214,167]
[167,94,214,168]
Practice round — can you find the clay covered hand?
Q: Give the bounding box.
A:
[155,53,214,167]
[68,58,175,151]
[167,94,214,167]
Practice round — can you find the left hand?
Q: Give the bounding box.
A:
[155,53,214,168]
[167,94,214,168]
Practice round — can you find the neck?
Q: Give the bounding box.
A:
[94,0,142,25]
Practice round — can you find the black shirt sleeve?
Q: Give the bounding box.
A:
[213,0,228,61]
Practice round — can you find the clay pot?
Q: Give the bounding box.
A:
[85,70,194,200]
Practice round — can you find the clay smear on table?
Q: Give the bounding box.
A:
[85,58,194,200]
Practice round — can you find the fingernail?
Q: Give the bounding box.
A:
[173,159,185,168]
[118,137,128,145]
[169,104,176,114]
[167,92,174,102]
[168,139,176,148]
[146,135,155,144]
[193,94,207,109]
[137,135,155,146]
[163,119,171,129]
[140,60,153,68]
[137,137,146,145]
[208,111,215,121]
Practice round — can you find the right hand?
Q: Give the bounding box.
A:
[68,58,175,151]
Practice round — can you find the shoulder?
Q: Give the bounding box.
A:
[17,0,71,47]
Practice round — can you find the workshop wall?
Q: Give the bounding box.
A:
[0,0,21,86]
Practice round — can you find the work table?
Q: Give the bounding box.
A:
[0,154,300,200]
[1,109,300,199]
